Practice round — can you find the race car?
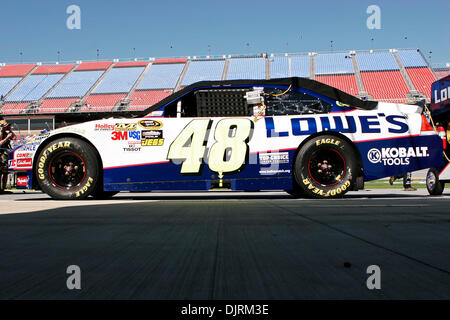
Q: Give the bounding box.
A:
[425,74,450,195]
[8,77,444,199]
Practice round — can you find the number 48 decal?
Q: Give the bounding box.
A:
[167,118,253,175]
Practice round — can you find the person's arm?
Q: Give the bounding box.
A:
[0,132,13,146]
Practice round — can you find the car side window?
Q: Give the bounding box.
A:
[264,87,332,115]
[164,87,253,117]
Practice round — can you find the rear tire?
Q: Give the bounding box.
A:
[35,138,100,200]
[426,168,445,196]
[91,191,119,199]
[294,135,357,198]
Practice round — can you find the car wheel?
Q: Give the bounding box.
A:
[426,168,445,196]
[294,135,357,198]
[36,138,99,200]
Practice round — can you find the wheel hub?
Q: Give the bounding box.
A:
[308,149,346,187]
[49,152,86,189]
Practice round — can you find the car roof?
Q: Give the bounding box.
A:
[133,77,378,117]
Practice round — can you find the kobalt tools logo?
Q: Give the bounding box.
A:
[368,147,429,165]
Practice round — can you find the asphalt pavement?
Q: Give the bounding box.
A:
[0,189,449,299]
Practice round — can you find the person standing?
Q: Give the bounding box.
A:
[0,120,16,193]
[389,172,417,191]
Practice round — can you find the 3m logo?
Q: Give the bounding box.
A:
[367,148,382,164]
[111,131,128,141]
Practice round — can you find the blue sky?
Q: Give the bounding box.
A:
[1,0,449,65]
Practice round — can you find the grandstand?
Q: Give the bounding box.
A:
[0,48,446,134]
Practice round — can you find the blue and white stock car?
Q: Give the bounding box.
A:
[9,78,444,199]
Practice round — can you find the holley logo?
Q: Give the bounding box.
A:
[95,124,115,131]
[368,147,429,165]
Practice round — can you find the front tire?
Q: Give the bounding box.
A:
[294,135,357,198]
[426,168,445,196]
[35,138,100,200]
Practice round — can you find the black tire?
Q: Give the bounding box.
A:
[294,135,357,199]
[91,190,119,199]
[285,188,304,197]
[426,168,445,196]
[35,138,100,200]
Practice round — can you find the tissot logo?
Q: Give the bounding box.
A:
[367,147,429,165]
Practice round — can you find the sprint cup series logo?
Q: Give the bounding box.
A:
[368,147,429,165]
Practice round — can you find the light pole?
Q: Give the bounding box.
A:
[57,50,61,63]
[96,49,100,61]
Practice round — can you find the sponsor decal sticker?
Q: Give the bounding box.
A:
[138,120,163,130]
[17,176,28,187]
[367,147,429,165]
[20,143,40,152]
[17,158,32,168]
[16,152,33,159]
[259,152,289,165]
[123,147,141,152]
[111,131,141,141]
[115,123,137,131]
[141,130,164,146]
[95,123,115,131]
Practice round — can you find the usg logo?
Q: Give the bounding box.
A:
[367,147,429,165]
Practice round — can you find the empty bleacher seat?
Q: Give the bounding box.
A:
[114,61,149,67]
[7,74,64,102]
[93,67,145,94]
[435,70,450,79]
[38,98,78,113]
[356,52,399,71]
[153,58,188,64]
[75,61,112,71]
[182,60,225,86]
[314,53,354,75]
[47,70,104,98]
[136,63,185,90]
[0,77,22,96]
[0,64,35,77]
[315,75,359,96]
[128,90,172,110]
[33,64,75,74]
[270,56,289,78]
[0,102,29,115]
[406,68,436,99]
[291,55,311,78]
[227,57,266,80]
[397,50,428,68]
[80,94,127,112]
[360,71,410,102]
